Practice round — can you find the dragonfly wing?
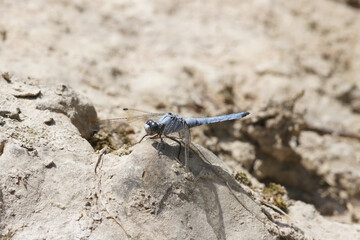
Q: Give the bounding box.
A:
[122,107,152,114]
[97,108,165,130]
[182,122,191,170]
[117,108,165,123]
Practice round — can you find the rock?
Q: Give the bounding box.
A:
[295,131,360,215]
[0,78,359,239]
[0,138,6,155]
[331,82,360,113]
[241,97,305,163]
[218,141,256,170]
[1,72,12,83]
[0,93,21,120]
[288,201,360,240]
[96,141,276,240]
[299,55,333,78]
[254,61,295,77]
[11,83,41,98]
[35,84,97,139]
[0,78,97,239]
[90,140,360,240]
[333,0,360,8]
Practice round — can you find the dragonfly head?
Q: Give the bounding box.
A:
[144,119,160,135]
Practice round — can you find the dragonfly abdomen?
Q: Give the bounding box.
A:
[186,112,249,128]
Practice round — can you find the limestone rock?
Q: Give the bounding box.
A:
[96,141,275,240]
[0,78,359,239]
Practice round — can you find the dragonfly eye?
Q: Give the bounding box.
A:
[144,119,160,135]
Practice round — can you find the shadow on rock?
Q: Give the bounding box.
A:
[97,140,271,240]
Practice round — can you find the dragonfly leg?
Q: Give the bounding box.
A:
[149,134,161,140]
[149,133,164,152]
[164,135,182,161]
[138,134,149,143]
[139,133,160,144]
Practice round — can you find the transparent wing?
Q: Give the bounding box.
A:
[181,122,191,170]
[90,108,166,151]
[96,108,166,130]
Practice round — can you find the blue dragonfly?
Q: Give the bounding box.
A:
[98,108,249,170]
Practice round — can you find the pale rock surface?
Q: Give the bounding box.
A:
[0,79,360,239]
[97,142,275,240]
[288,201,360,240]
[0,78,99,239]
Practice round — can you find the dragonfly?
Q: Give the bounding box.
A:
[97,108,250,170]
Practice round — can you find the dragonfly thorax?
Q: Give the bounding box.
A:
[144,119,161,135]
